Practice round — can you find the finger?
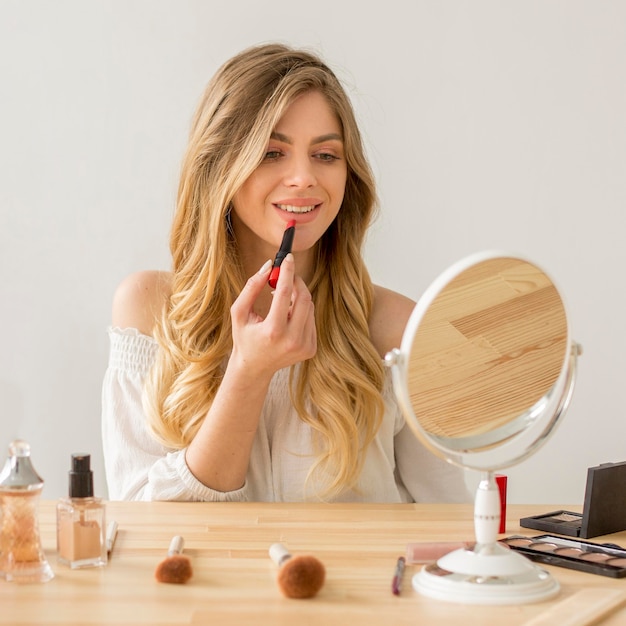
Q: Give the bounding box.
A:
[231,259,272,322]
[285,277,317,357]
[267,254,296,322]
[286,277,314,326]
[301,299,317,358]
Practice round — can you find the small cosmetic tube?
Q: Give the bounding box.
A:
[57,454,107,569]
[496,474,507,533]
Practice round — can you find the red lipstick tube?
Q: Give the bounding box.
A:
[268,220,296,289]
[496,474,507,533]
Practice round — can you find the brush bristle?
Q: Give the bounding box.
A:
[277,555,325,599]
[155,555,193,584]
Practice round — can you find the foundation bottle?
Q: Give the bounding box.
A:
[0,439,55,583]
[57,453,106,568]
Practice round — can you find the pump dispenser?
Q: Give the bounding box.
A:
[57,453,106,568]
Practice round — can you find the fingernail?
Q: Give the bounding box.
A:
[258,259,272,274]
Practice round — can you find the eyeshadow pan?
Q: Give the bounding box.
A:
[554,547,583,557]
[503,538,532,547]
[550,512,581,522]
[607,558,626,567]
[580,552,612,562]
[528,542,558,552]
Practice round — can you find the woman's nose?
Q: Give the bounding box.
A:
[283,155,316,188]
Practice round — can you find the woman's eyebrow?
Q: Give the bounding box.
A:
[270,131,343,144]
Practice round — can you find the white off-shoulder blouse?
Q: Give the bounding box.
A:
[101,327,470,503]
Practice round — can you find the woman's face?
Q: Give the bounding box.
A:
[231,90,347,262]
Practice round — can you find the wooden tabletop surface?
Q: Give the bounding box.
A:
[1,501,625,625]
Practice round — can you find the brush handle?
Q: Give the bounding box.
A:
[167,535,185,556]
[269,543,292,566]
[106,520,119,555]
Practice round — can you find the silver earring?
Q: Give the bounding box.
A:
[225,207,234,236]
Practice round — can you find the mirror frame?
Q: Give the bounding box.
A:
[386,249,579,472]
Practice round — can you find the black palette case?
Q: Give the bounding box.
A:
[520,461,626,538]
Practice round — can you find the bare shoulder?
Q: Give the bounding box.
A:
[111,270,172,337]
[369,285,416,358]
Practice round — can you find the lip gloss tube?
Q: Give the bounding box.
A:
[268,220,296,289]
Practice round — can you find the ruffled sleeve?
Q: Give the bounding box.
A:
[101,327,248,502]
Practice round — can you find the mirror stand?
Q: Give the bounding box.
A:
[414,471,559,604]
[386,252,582,605]
[406,341,580,604]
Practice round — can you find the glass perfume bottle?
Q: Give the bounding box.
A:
[0,439,55,583]
[57,453,106,569]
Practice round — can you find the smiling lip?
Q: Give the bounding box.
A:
[274,200,321,214]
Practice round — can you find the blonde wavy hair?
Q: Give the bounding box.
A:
[144,43,385,499]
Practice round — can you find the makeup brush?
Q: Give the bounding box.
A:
[154,535,193,584]
[106,520,118,557]
[269,543,325,599]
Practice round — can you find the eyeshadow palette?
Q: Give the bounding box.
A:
[519,510,586,536]
[520,461,626,538]
[501,534,626,578]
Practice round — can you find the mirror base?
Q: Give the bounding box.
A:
[438,543,537,576]
[413,562,559,605]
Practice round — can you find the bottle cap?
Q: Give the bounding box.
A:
[68,453,94,498]
[0,439,44,490]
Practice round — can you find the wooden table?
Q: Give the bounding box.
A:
[1,502,625,625]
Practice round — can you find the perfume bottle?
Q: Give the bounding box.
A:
[0,439,54,583]
[57,453,106,568]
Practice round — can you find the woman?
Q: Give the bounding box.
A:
[102,43,469,503]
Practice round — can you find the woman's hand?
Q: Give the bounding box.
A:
[229,254,317,378]
[186,254,315,493]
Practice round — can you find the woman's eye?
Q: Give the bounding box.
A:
[315,152,340,162]
[264,150,282,160]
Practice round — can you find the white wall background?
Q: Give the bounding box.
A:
[1,0,624,505]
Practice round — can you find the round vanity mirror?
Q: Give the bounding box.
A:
[385,250,581,605]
